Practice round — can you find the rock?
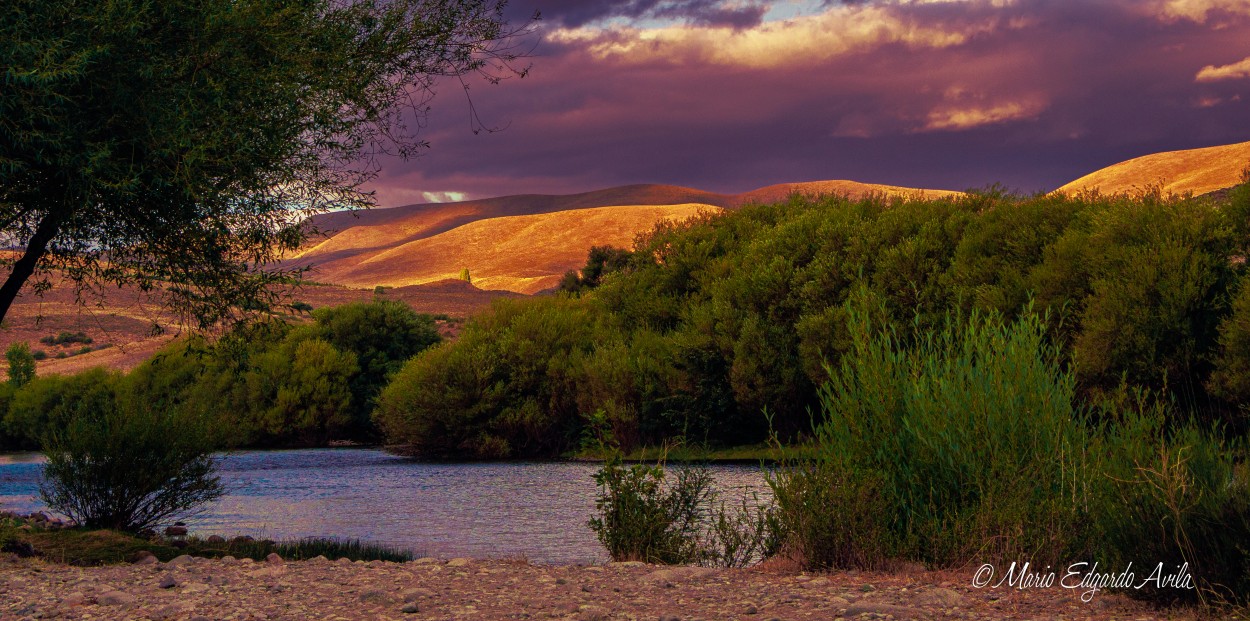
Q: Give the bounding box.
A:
[182,583,210,594]
[309,555,329,563]
[659,615,681,621]
[576,604,610,621]
[359,589,393,604]
[412,557,439,564]
[336,557,353,565]
[206,535,226,544]
[167,554,195,566]
[132,550,158,564]
[190,616,212,621]
[152,602,192,620]
[158,574,178,589]
[164,525,188,536]
[610,561,646,567]
[744,603,759,614]
[266,552,284,564]
[402,588,435,602]
[62,592,87,606]
[221,555,237,563]
[644,567,716,585]
[915,587,965,607]
[97,590,137,606]
[843,602,924,619]
[447,557,471,567]
[230,535,255,544]
[400,603,420,614]
[171,539,188,548]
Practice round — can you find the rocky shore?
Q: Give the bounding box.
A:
[1,552,1196,621]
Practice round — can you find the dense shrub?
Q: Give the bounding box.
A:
[771,299,1094,569]
[304,300,440,439]
[376,185,1250,456]
[38,377,223,532]
[588,454,713,564]
[2,369,120,450]
[5,342,35,388]
[376,296,608,458]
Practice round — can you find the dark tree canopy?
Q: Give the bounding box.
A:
[0,0,531,328]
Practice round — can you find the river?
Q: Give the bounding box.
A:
[0,448,770,564]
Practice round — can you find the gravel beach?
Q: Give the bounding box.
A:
[0,552,1197,621]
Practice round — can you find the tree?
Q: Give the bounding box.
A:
[0,0,531,328]
[5,342,35,387]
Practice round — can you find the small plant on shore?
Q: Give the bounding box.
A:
[39,383,224,532]
[589,452,712,564]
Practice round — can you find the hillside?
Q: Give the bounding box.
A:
[1057,139,1250,196]
[291,180,954,294]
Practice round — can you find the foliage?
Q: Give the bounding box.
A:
[305,300,440,439]
[0,515,414,564]
[588,453,713,564]
[2,368,118,450]
[5,342,36,387]
[0,0,531,327]
[771,301,1094,569]
[38,378,224,532]
[559,245,633,294]
[376,296,608,458]
[378,186,1250,457]
[39,332,92,346]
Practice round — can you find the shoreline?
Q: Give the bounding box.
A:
[1,553,1193,621]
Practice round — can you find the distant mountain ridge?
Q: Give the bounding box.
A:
[291,180,954,294]
[1057,140,1250,197]
[292,139,1250,295]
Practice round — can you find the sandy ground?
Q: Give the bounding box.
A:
[0,553,1198,621]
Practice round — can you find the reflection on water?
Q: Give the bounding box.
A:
[0,448,769,564]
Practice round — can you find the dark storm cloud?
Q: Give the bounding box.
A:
[369,0,1250,205]
[505,0,768,28]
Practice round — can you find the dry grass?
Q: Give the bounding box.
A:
[1057,139,1250,197]
[312,203,721,294]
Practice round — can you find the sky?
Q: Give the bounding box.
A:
[366,0,1250,206]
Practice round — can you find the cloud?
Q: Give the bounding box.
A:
[1196,55,1250,81]
[548,3,1020,69]
[363,0,1250,207]
[1145,0,1250,23]
[507,0,769,28]
[925,99,1046,131]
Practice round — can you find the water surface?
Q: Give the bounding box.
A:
[0,448,768,564]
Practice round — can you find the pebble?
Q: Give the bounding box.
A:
[266,552,284,564]
[97,590,137,605]
[158,573,178,588]
[400,602,420,614]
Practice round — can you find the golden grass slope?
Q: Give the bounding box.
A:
[1057,140,1250,196]
[324,204,719,294]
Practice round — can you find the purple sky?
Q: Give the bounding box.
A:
[366,0,1250,206]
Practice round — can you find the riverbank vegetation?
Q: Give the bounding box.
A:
[1,513,413,564]
[0,300,440,451]
[380,181,1250,457]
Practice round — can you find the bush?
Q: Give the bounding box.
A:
[588,454,713,564]
[39,385,224,532]
[6,342,36,387]
[1092,395,1250,606]
[771,298,1095,569]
